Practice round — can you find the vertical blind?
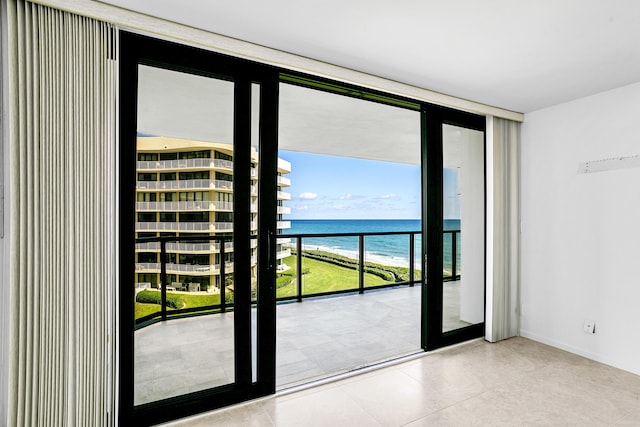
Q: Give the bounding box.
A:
[7,1,117,425]
[489,117,521,342]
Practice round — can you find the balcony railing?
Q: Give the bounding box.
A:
[277,206,291,215]
[277,191,291,200]
[134,229,460,329]
[276,248,291,259]
[135,221,234,232]
[136,179,233,191]
[277,175,291,186]
[137,158,233,171]
[136,201,233,211]
[135,262,234,274]
[277,221,291,230]
[135,241,234,253]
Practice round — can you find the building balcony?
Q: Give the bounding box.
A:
[277,191,291,200]
[135,241,234,253]
[278,158,291,174]
[134,228,466,404]
[277,175,291,187]
[135,262,234,275]
[275,248,291,259]
[136,179,233,192]
[277,206,291,215]
[277,221,291,230]
[135,221,234,232]
[136,158,233,171]
[136,201,233,212]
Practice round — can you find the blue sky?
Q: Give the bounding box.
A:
[279,150,460,220]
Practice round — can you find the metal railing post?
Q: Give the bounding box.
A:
[220,238,226,312]
[160,239,167,321]
[452,231,458,280]
[296,236,302,302]
[358,235,364,294]
[409,233,415,286]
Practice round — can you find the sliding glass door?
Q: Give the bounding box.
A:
[423,106,486,350]
[119,32,486,426]
[119,32,279,425]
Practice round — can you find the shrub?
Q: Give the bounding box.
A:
[136,290,184,309]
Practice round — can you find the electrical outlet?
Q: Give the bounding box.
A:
[583,320,595,334]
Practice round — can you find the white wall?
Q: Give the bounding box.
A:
[520,81,640,375]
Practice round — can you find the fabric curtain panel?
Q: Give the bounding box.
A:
[489,117,521,342]
[6,1,118,425]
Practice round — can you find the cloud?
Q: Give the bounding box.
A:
[339,193,364,200]
[331,204,345,210]
[299,192,318,200]
[379,193,398,199]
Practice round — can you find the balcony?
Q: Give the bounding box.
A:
[136,158,233,171]
[135,262,234,275]
[277,221,291,230]
[135,221,234,232]
[277,175,291,187]
[136,179,233,191]
[277,205,291,215]
[278,158,292,174]
[277,191,291,200]
[136,201,233,211]
[133,230,465,405]
[276,248,291,259]
[135,241,234,253]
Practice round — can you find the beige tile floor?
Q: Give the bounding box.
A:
[159,337,640,427]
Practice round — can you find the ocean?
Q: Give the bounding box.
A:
[283,219,460,272]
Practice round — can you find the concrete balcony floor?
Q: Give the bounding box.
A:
[134,281,470,405]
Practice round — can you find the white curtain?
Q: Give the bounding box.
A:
[487,116,520,342]
[6,1,118,425]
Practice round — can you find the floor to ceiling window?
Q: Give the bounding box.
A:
[119,32,485,426]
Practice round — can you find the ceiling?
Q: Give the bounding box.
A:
[101,0,640,113]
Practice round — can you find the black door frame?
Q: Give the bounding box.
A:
[118,31,280,425]
[422,104,486,351]
[118,31,487,426]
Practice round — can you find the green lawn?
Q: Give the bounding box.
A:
[135,291,222,321]
[135,252,413,320]
[276,255,391,298]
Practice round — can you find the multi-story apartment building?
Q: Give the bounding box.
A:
[134,136,291,292]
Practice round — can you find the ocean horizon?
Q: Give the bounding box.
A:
[282,219,460,271]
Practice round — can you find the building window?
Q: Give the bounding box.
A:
[137,212,155,222]
[137,173,156,181]
[180,212,209,222]
[159,212,176,222]
[179,171,209,180]
[138,153,158,161]
[159,152,178,160]
[160,192,176,202]
[137,252,157,263]
[214,151,233,161]
[179,150,211,159]
[160,172,176,181]
[137,192,157,202]
[215,171,233,182]
[215,212,233,222]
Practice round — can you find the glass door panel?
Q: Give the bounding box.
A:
[133,64,237,404]
[276,81,422,388]
[442,124,485,333]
